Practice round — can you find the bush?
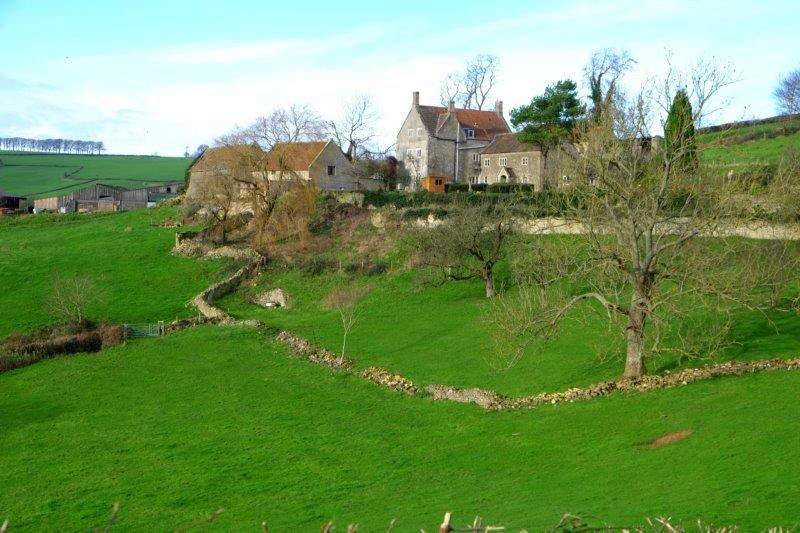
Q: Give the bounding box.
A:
[342,259,389,277]
[402,207,449,220]
[486,183,537,194]
[300,257,336,276]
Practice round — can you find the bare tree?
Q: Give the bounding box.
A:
[46,275,105,329]
[584,48,636,121]
[243,104,327,150]
[195,171,239,245]
[324,285,371,362]
[773,68,800,116]
[326,95,379,161]
[415,198,514,298]
[489,58,797,379]
[440,54,499,110]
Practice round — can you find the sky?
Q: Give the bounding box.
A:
[1,0,798,156]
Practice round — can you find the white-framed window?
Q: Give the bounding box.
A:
[563,175,571,184]
[499,156,507,166]
[483,158,490,167]
[416,127,423,137]
[408,128,415,139]
[463,128,475,139]
[472,153,480,162]
[415,148,422,157]
[406,148,413,157]
[521,156,529,166]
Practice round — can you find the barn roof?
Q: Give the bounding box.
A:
[263,141,329,171]
[416,105,510,141]
[481,133,539,155]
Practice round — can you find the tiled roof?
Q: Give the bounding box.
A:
[417,105,510,140]
[481,133,539,154]
[263,141,328,171]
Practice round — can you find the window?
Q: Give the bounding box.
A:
[408,128,415,139]
[435,179,443,185]
[483,158,490,167]
[562,175,571,184]
[521,157,529,166]
[327,165,335,176]
[417,127,423,137]
[499,156,507,166]
[472,153,480,162]
[463,128,475,139]
[415,148,422,157]
[406,148,413,157]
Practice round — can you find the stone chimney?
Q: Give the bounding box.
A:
[495,100,503,117]
[448,100,455,113]
[412,91,420,107]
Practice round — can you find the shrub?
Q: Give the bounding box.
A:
[300,257,336,276]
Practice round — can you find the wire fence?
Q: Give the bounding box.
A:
[123,322,165,339]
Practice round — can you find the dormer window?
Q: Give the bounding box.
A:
[463,128,475,139]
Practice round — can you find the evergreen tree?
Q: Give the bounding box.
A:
[664,89,698,172]
[510,80,585,156]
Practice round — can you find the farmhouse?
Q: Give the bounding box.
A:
[187,140,383,196]
[478,133,546,190]
[396,91,511,190]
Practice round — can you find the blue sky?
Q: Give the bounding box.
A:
[1,0,798,155]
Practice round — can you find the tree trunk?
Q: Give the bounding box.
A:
[483,265,496,298]
[623,301,646,379]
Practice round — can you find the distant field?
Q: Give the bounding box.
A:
[699,118,800,168]
[0,151,193,198]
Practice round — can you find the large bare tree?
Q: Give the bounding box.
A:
[440,54,499,110]
[243,104,327,150]
[489,58,798,379]
[584,48,636,121]
[325,95,379,161]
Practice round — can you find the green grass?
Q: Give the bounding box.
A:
[1,203,799,529]
[699,119,800,167]
[0,208,224,337]
[0,151,192,198]
[218,259,800,398]
[1,325,799,530]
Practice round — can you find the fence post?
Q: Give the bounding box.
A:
[439,512,452,533]
[158,320,165,336]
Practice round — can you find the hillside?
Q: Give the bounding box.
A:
[1,208,799,529]
[0,151,193,198]
[699,116,800,169]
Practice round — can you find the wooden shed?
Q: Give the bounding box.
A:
[421,175,449,193]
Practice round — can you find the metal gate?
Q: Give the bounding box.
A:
[124,322,164,339]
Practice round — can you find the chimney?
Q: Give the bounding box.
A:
[495,100,503,117]
[448,100,455,113]
[412,91,420,107]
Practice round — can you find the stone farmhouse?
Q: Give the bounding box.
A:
[396,91,511,191]
[478,133,548,190]
[187,140,382,197]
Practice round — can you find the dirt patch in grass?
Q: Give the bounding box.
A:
[640,429,693,449]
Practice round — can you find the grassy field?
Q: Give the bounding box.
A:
[699,118,800,168]
[0,151,192,198]
[1,207,799,529]
[0,208,224,337]
[218,248,800,398]
[1,325,799,530]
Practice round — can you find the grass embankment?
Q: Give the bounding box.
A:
[0,151,192,198]
[0,208,224,337]
[1,325,799,530]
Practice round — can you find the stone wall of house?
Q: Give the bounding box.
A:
[395,108,431,185]
[309,142,355,188]
[479,150,544,190]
